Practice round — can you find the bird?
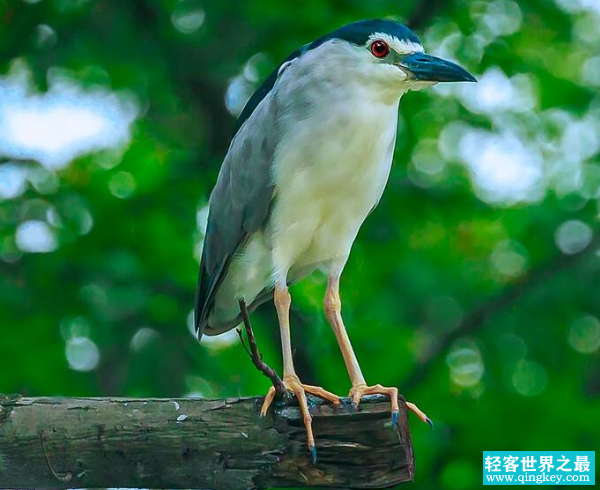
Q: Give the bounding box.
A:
[195,19,475,458]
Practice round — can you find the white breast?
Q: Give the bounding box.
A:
[269,94,399,278]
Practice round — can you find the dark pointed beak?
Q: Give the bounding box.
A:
[398,53,476,83]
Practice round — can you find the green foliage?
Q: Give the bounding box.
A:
[1,0,599,488]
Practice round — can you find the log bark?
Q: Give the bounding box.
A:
[0,394,414,489]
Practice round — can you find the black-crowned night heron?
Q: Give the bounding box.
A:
[195,19,475,457]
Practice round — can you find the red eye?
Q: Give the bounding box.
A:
[370,40,389,58]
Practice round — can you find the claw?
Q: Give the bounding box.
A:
[348,383,399,425]
[406,401,431,426]
[349,384,430,430]
[260,376,340,463]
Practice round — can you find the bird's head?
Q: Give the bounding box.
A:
[236,20,476,130]
[306,20,476,96]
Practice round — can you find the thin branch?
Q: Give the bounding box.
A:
[236,328,253,358]
[238,299,286,397]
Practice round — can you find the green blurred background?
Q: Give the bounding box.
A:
[1,0,599,488]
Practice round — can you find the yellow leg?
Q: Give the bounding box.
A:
[324,275,431,427]
[260,285,341,460]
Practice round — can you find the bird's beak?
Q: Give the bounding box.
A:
[397,53,476,83]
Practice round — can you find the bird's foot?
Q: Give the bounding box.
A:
[260,375,341,461]
[348,383,432,428]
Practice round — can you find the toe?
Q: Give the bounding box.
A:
[388,387,399,413]
[293,385,315,455]
[354,384,399,425]
[349,385,365,409]
[303,384,342,405]
[406,401,431,426]
[260,386,277,417]
[363,384,398,407]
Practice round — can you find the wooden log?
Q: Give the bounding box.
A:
[0,393,414,489]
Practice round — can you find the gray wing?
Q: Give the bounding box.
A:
[194,91,279,339]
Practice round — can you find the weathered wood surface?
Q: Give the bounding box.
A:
[0,394,414,489]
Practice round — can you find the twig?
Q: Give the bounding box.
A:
[238,299,286,397]
[236,328,252,358]
[39,430,73,483]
